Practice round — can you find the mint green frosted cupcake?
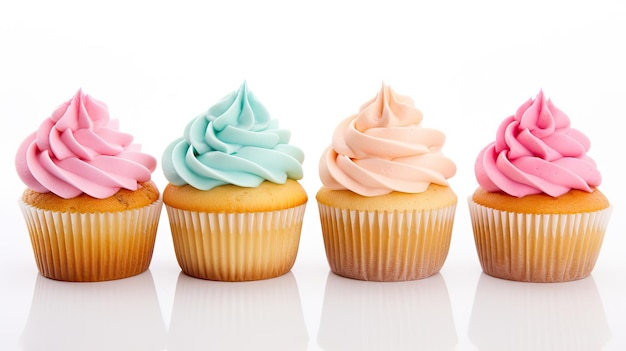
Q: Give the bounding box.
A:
[161,82,307,281]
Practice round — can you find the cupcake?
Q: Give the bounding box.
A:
[317,83,457,281]
[469,90,611,282]
[15,89,162,282]
[162,81,307,281]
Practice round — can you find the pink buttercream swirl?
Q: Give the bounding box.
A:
[475,90,601,198]
[319,83,456,197]
[15,90,156,199]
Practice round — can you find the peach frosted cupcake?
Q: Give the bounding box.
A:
[162,81,307,281]
[469,90,611,282]
[317,83,457,281]
[16,90,162,282]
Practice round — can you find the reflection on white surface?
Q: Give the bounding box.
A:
[168,271,308,351]
[20,271,166,351]
[317,272,457,351]
[469,274,611,351]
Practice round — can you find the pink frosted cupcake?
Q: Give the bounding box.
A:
[316,83,457,281]
[16,90,162,282]
[469,90,611,282]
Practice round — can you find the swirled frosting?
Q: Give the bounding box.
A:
[319,83,456,197]
[15,90,157,199]
[162,81,304,190]
[475,90,601,198]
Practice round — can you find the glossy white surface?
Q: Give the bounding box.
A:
[2,1,625,350]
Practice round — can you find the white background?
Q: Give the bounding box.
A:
[1,1,625,350]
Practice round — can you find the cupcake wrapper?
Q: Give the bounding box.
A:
[317,203,456,281]
[165,204,306,281]
[19,199,163,282]
[468,198,612,282]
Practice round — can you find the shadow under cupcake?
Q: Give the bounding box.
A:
[469,273,611,351]
[20,271,166,351]
[317,272,457,350]
[168,271,308,350]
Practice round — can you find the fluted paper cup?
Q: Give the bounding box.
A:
[317,203,456,281]
[468,198,612,282]
[19,199,163,282]
[165,204,306,281]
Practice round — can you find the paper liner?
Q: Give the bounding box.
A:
[468,198,612,282]
[317,203,456,281]
[165,204,306,281]
[18,199,163,282]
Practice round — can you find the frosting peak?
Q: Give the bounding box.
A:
[355,84,423,130]
[15,90,157,199]
[319,83,456,197]
[207,81,272,133]
[475,90,601,198]
[162,81,304,190]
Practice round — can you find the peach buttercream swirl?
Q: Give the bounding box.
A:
[319,83,456,197]
[15,90,156,199]
[475,90,601,198]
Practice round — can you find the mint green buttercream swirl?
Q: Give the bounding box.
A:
[162,82,304,190]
